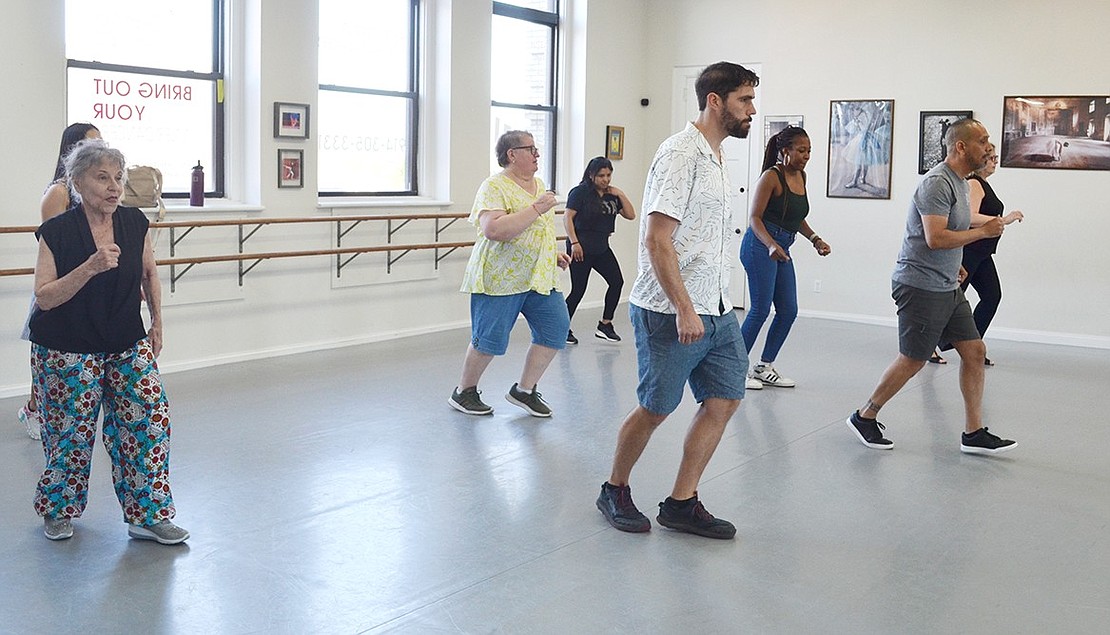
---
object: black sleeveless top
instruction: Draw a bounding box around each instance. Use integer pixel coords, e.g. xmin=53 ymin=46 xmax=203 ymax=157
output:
xmin=965 ymin=174 xmax=1003 ymax=255
xmin=29 ymin=204 xmax=150 ymax=354
xmin=761 ymin=166 xmax=809 ymax=233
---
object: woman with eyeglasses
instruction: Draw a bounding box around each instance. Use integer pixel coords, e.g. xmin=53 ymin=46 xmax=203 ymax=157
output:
xmin=449 ymin=130 xmax=571 ymax=418
xmin=933 ymin=144 xmax=1023 ymax=366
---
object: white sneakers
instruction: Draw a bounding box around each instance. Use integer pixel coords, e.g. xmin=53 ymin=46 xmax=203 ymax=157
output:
xmin=749 ymin=363 xmax=796 ymax=388
xmin=745 ymin=376 xmax=763 ymax=390
xmin=18 ymin=405 xmax=41 ymax=440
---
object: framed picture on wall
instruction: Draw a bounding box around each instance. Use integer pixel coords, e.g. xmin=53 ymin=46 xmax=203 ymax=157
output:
xmin=1000 ymin=96 xmax=1110 ymax=170
xmin=764 ymin=114 xmax=804 ymax=142
xmin=274 ymin=102 xmax=310 ymax=139
xmin=918 ymin=110 xmax=972 ymax=174
xmin=605 ymin=125 xmax=624 ymax=160
xmin=827 ymin=99 xmax=894 ymax=199
xmin=278 ymin=149 xmax=304 ymax=188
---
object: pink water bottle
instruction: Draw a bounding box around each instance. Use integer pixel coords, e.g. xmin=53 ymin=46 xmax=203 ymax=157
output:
xmin=190 ymin=161 xmax=205 ymax=206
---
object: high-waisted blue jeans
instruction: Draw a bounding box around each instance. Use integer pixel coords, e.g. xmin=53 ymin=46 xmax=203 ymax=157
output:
xmin=739 ymin=221 xmax=798 ymax=363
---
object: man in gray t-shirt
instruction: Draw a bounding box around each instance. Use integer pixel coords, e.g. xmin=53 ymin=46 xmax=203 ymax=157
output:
xmin=845 ymin=119 xmax=1018 ymax=456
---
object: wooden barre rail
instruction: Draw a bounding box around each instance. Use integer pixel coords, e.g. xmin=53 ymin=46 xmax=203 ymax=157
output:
xmin=0 ymin=212 xmax=473 ymax=236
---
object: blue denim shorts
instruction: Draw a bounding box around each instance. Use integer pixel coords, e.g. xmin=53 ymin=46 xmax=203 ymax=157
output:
xmin=470 ymin=290 xmax=570 ymax=356
xmin=630 ymin=304 xmax=748 ymax=415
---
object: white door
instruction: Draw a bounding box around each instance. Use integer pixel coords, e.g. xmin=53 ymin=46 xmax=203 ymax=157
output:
xmin=671 ymin=63 xmax=762 ymax=310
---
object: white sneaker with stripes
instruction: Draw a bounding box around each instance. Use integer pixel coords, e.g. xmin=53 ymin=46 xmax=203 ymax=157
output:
xmin=751 ymin=363 xmax=795 ymax=388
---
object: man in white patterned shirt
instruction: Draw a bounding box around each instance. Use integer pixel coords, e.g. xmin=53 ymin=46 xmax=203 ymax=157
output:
xmin=596 ymin=62 xmax=758 ymax=540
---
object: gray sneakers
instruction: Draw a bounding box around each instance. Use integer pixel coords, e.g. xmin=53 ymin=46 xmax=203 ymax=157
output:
xmin=449 ymin=386 xmax=494 ymax=415
xmin=44 ymin=517 xmax=73 ymax=541
xmin=128 ymin=521 xmax=190 ymax=545
xmin=506 ymin=383 xmax=552 ymax=417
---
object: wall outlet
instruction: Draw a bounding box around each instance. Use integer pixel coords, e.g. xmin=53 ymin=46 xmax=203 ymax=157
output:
xmin=813 ymin=280 xmax=822 ymax=293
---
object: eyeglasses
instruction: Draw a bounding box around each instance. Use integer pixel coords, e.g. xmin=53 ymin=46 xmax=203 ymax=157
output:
xmin=511 ymin=145 xmax=540 ymax=156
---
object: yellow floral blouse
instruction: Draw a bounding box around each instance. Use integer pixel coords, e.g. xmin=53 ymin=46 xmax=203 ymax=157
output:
xmin=460 ymin=173 xmax=561 ymax=296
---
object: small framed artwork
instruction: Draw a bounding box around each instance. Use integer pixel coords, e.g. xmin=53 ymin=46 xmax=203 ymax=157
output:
xmin=827 ymin=99 xmax=895 ymax=199
xmin=606 ymin=125 xmax=624 ymax=160
xmin=274 ymin=102 xmax=310 ymax=139
xmin=1000 ymin=95 xmax=1110 ymax=170
xmin=278 ymin=149 xmax=304 ymax=188
xmin=764 ymin=115 xmax=805 ymax=142
xmin=919 ymin=110 xmax=973 ymax=174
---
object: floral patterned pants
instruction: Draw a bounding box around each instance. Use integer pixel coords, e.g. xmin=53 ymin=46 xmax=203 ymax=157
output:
xmin=32 ymin=338 xmax=176 ymax=526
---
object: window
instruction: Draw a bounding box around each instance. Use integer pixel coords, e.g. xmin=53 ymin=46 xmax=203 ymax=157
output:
xmin=318 ymin=0 xmax=419 ymax=196
xmin=65 ymin=1 xmax=224 ymax=198
xmin=491 ymin=1 xmax=559 ymax=186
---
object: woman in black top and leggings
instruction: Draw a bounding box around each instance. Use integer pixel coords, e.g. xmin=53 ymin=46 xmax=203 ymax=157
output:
xmin=935 ymin=144 xmax=1023 ymax=365
xmin=563 ymin=157 xmax=636 ymax=344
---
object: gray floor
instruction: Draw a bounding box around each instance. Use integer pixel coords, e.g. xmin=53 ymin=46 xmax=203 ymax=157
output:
xmin=2 ymin=308 xmax=1108 ymax=634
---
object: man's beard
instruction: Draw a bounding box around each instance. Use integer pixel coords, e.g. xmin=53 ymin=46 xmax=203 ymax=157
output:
xmin=722 ymin=110 xmax=751 ymax=139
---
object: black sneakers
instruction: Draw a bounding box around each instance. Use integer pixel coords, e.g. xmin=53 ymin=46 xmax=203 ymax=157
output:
xmin=566 ymin=330 xmax=579 ymax=345
xmin=596 ymin=482 xmax=651 ymax=533
xmin=846 ymin=411 xmax=894 ymax=449
xmin=449 ymin=387 xmax=493 ymax=415
xmin=595 ymin=321 xmax=621 ymax=342
xmin=656 ymin=494 xmax=736 ymax=539
xmin=961 ymin=427 xmax=1017 ymax=455
xmin=506 ymin=383 xmax=552 ymax=417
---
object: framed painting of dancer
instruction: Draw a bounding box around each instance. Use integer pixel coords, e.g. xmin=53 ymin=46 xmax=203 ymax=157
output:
xmin=919 ymin=110 xmax=972 ymax=174
xmin=827 ymin=99 xmax=894 ymax=199
xmin=1000 ymin=96 xmax=1110 ymax=170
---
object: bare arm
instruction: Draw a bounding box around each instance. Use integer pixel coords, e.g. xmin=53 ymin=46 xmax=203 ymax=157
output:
xmin=478 ymin=191 xmax=557 ymax=242
xmin=40 ymin=183 xmax=70 ymax=223
xmin=644 ymin=212 xmax=703 ymax=344
xmin=563 ymin=208 xmax=584 ymax=262
xmin=141 ymin=235 xmax=163 ymax=357
xmin=921 ymin=213 xmax=1003 ymax=250
xmin=746 ymin=170 xmax=789 ymax=262
xmin=608 ymin=185 xmax=636 ymax=220
xmin=34 ymin=240 xmax=120 ymax=311
xmin=798 ymin=219 xmax=831 ymax=256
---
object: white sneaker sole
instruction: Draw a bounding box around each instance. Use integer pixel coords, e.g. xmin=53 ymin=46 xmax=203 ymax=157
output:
xmin=745 ymin=378 xmax=763 ymax=390
xmin=594 ymin=333 xmax=620 ymax=342
xmin=846 ymin=417 xmax=894 ymax=450
xmin=447 ymin=398 xmax=493 ymax=416
xmin=128 ymin=525 xmax=190 ymax=545
xmin=960 ymin=441 xmax=1017 ymax=455
xmin=505 ymin=394 xmax=552 ymax=418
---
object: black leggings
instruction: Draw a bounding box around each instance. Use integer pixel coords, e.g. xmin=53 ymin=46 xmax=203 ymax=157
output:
xmin=962 ymin=250 xmax=1002 ymax=338
xmin=565 ymin=247 xmax=624 ymax=322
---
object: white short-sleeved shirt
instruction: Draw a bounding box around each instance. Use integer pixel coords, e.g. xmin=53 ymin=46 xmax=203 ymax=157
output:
xmin=629 ymin=123 xmax=734 ymax=316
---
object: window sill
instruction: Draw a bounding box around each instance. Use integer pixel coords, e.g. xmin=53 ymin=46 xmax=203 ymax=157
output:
xmin=317 ymin=197 xmax=454 ymax=209
xmin=160 ymin=201 xmax=266 ymax=214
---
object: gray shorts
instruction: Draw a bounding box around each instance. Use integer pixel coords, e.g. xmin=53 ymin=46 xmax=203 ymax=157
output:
xmin=891 ymin=282 xmax=980 ymax=361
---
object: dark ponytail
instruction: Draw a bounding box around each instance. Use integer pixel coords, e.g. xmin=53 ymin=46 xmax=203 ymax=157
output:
xmin=761 ymin=126 xmax=808 ymax=172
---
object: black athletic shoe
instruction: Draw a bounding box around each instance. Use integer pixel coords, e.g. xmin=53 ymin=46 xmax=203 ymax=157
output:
xmin=656 ymin=495 xmax=736 ymax=540
xmin=566 ymin=330 xmax=579 ymax=345
xmin=596 ymin=482 xmax=651 ymax=533
xmin=846 ymin=411 xmax=894 ymax=449
xmin=595 ymin=321 xmax=621 ymax=342
xmin=960 ymin=427 xmax=1017 ymax=455
xmin=449 ymin=387 xmax=493 ymax=415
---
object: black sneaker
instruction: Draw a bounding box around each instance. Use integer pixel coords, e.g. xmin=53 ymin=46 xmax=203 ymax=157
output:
xmin=846 ymin=411 xmax=894 ymax=449
xmin=656 ymin=495 xmax=736 ymax=539
xmin=449 ymin=386 xmax=493 ymax=415
xmin=595 ymin=321 xmax=621 ymax=342
xmin=566 ymin=330 xmax=579 ymax=345
xmin=596 ymin=482 xmax=651 ymax=533
xmin=505 ymin=383 xmax=552 ymax=417
xmin=960 ymin=427 xmax=1017 ymax=455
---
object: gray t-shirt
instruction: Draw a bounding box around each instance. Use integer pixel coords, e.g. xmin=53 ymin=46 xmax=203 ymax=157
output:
xmin=891 ymin=162 xmax=969 ymax=292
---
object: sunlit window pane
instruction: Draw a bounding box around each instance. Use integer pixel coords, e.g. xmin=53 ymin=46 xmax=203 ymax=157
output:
xmin=318 ymin=91 xmax=412 ymax=193
xmin=491 ymin=16 xmax=552 ymax=106
xmin=65 ymin=1 xmax=213 ymax=72
xmin=498 ymin=0 xmax=556 ymax=11
xmin=319 ymin=0 xmax=411 ymax=91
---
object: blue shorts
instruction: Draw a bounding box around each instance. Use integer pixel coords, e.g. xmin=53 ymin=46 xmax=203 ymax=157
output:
xmin=630 ymin=304 xmax=748 ymax=415
xmin=470 ymin=291 xmax=570 ymax=356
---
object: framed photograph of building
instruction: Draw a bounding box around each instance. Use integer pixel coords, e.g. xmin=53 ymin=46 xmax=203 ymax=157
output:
xmin=827 ymin=100 xmax=894 ymax=199
xmin=1000 ymin=96 xmax=1110 ymax=170
xmin=764 ymin=114 xmax=805 ymax=144
xmin=919 ymin=110 xmax=972 ymax=174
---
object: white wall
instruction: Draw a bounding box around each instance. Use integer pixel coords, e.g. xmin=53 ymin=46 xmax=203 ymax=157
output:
xmin=1 ymin=0 xmax=1106 ymax=397
xmin=636 ymin=0 xmax=1110 ymax=348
